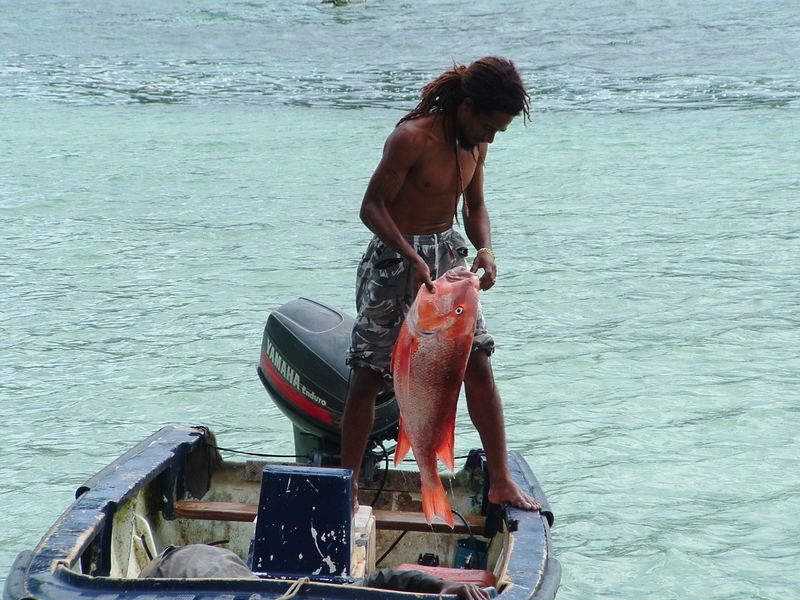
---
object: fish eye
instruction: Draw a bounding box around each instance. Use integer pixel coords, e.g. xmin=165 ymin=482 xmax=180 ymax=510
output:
xmin=455 ymin=306 xmax=464 ymax=314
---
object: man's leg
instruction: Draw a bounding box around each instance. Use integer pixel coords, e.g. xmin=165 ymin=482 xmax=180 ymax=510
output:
xmin=463 ymin=351 xmax=540 ymax=510
xmin=340 ymin=366 xmax=386 ymax=502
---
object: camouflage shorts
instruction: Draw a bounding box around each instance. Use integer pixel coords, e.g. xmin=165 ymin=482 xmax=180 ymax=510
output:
xmin=346 ymin=229 xmax=494 ymax=376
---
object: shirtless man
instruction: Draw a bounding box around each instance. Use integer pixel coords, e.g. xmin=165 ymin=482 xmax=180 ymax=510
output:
xmin=341 ymin=57 xmax=539 ymax=512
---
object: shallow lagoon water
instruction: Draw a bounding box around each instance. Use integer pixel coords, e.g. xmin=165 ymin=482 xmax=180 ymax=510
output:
xmin=2 ymin=1 xmax=799 ymax=598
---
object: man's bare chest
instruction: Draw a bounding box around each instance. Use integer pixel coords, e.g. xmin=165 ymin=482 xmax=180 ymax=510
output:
xmin=408 ymin=147 xmax=478 ymax=196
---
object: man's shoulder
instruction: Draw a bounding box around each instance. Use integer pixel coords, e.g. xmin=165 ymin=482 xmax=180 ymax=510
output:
xmin=383 ymin=116 xmax=439 ymax=161
xmin=392 ymin=115 xmax=440 ymax=143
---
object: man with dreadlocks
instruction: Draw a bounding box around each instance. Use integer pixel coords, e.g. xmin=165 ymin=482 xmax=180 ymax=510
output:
xmin=342 ymin=56 xmax=539 ymax=512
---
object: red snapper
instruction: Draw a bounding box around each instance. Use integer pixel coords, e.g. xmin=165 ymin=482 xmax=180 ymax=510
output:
xmin=391 ymin=266 xmax=481 ymax=528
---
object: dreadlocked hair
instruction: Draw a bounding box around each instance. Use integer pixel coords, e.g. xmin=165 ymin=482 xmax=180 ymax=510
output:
xmin=398 ymin=64 xmax=467 ymax=126
xmin=398 ymin=56 xmax=531 ymax=126
xmin=396 ymin=57 xmax=530 ymax=223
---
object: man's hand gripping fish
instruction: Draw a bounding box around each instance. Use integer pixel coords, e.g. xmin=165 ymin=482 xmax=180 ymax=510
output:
xmin=391 ymin=266 xmax=481 ymax=528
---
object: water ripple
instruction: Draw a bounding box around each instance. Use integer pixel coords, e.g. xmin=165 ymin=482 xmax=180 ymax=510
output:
xmin=3 ymin=53 xmax=798 ymax=112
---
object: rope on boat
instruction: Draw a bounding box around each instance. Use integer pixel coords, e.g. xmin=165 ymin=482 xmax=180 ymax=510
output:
xmin=208 ymin=443 xmax=473 ymax=462
xmin=451 ymin=509 xmax=474 ymax=539
xmin=208 ymin=444 xmax=305 ymax=459
xmin=369 ymin=439 xmax=391 ymax=507
xmin=276 ymin=576 xmax=311 ymax=600
xmin=375 ymin=530 xmax=408 ymax=567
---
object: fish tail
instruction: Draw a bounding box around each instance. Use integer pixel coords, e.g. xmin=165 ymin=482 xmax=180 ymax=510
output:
xmin=435 ymin=415 xmax=456 ymax=472
xmin=421 ymin=476 xmax=455 ymax=529
xmin=393 ymin=416 xmax=411 ymax=467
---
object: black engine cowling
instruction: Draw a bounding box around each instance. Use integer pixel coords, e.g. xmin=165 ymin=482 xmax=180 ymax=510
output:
xmin=257 ymin=297 xmax=398 ymax=463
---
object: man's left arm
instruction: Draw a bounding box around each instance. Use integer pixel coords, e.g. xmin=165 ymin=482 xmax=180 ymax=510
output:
xmin=463 ymin=147 xmax=496 ymax=291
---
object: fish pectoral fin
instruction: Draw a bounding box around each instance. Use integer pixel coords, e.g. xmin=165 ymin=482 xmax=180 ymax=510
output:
xmin=435 ymin=417 xmax=456 ymax=472
xmin=394 ymin=417 xmax=411 ymax=467
xmin=421 ymin=477 xmax=455 ymax=529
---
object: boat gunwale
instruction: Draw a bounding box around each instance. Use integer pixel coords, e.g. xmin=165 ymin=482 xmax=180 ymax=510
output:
xmin=14 ymin=427 xmax=207 ymax=584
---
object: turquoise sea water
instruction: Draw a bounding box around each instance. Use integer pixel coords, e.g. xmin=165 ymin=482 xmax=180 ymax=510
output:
xmin=1 ymin=1 xmax=798 ymax=598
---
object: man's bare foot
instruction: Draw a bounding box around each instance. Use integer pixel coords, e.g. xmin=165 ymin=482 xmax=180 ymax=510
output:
xmin=488 ymin=479 xmax=541 ymax=511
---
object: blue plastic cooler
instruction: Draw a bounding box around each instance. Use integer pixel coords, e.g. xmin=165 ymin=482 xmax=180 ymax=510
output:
xmin=250 ymin=464 xmax=353 ymax=580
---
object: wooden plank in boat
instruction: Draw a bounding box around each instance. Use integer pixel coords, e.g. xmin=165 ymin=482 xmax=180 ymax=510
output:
xmin=174 ymin=500 xmax=258 ymax=521
xmin=372 ymin=510 xmax=485 ymax=535
xmin=173 ymin=501 xmax=484 ymax=535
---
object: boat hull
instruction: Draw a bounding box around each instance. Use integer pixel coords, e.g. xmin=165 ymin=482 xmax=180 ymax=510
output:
xmin=4 ymin=426 xmax=560 ymax=600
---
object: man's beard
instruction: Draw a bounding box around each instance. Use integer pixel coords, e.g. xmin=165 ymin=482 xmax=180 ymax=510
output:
xmin=455 ymin=124 xmax=476 ymax=151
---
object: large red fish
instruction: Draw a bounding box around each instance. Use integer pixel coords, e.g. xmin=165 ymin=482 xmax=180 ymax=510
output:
xmin=391 ymin=266 xmax=481 ymax=528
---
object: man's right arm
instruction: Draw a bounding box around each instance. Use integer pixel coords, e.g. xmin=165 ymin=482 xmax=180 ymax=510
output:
xmin=359 ymin=126 xmax=435 ymax=292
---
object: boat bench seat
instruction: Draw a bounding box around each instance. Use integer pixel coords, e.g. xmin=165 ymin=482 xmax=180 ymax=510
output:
xmin=394 ymin=563 xmax=497 ymax=588
xmin=173 ymin=500 xmax=485 ymax=535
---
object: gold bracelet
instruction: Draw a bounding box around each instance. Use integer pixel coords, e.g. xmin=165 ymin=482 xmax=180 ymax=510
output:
xmin=477 ymin=247 xmax=495 ymax=260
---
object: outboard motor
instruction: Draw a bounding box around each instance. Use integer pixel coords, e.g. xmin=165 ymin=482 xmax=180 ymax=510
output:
xmin=258 ymin=297 xmax=398 ymax=471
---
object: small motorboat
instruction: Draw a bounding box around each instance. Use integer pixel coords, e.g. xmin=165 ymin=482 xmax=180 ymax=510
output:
xmin=4 ymin=297 xmax=560 ymax=600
